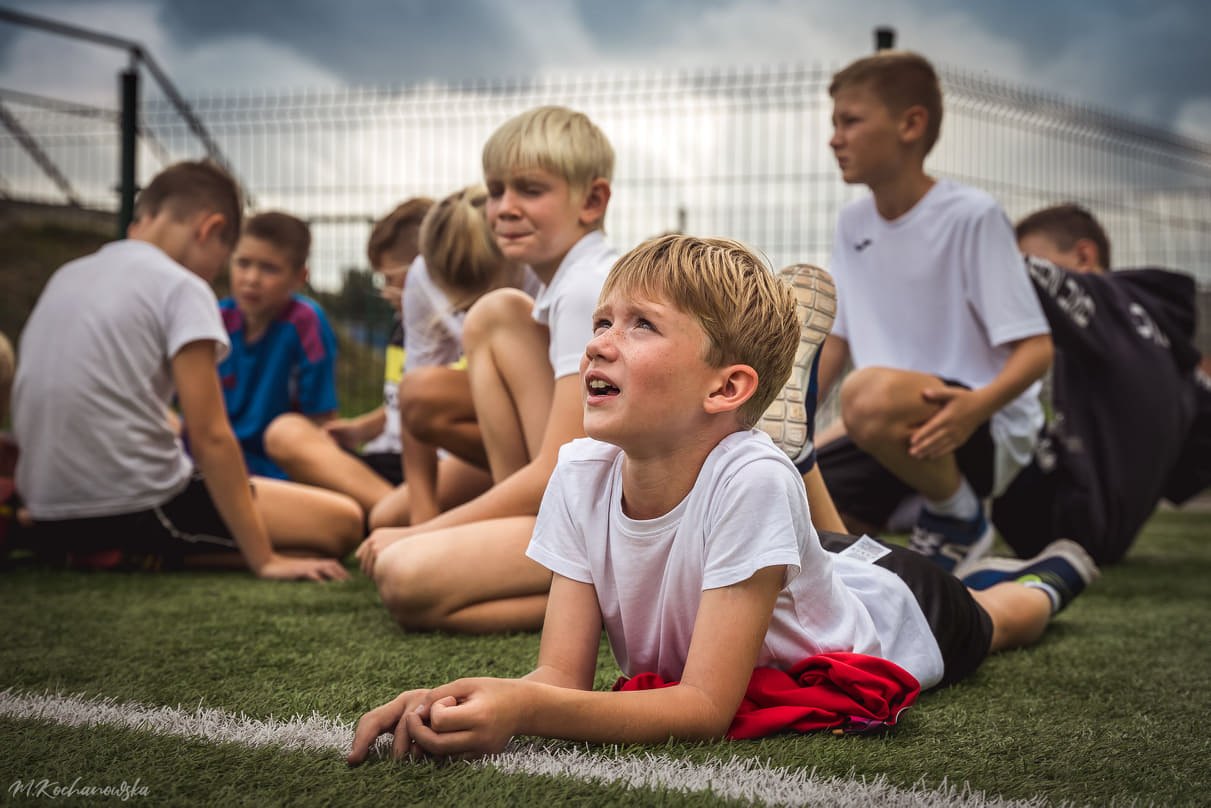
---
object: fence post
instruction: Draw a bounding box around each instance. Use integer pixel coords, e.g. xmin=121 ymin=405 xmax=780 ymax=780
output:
xmin=874 ymin=26 xmax=896 ymax=51
xmin=118 ymin=65 xmax=138 ymax=238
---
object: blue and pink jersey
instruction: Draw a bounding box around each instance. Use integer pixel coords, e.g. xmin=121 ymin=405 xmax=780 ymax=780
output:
xmin=218 ymin=294 xmax=338 ymax=478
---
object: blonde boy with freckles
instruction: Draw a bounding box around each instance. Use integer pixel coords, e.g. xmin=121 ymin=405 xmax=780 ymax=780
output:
xmin=356 ymin=106 xmax=618 ymax=633
xmin=347 ymin=235 xmax=1090 ymax=763
xmin=814 ymin=52 xmax=1053 ymax=574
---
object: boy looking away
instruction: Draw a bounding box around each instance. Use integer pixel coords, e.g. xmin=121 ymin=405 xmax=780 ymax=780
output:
xmin=974 ymin=204 xmax=1211 ymax=566
xmin=219 ymin=212 xmax=339 ymax=479
xmin=815 ymin=52 xmax=1052 ymax=574
xmin=12 ymin=161 xmax=356 ymax=579
xmin=357 ymin=105 xmax=618 ymax=633
xmin=347 ymin=235 xmax=1091 ymax=762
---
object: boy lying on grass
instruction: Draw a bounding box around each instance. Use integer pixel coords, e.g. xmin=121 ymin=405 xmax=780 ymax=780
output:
xmin=348 ymin=235 xmax=1096 ymax=761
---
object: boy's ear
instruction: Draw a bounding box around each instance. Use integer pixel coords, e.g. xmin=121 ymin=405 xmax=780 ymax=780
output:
xmin=703 ymin=364 xmax=759 ymax=415
xmin=578 ymin=178 xmax=611 ymax=228
xmin=1072 ymin=238 xmax=1104 ymax=273
xmin=295 ymin=265 xmax=311 ymax=289
xmin=898 ymin=105 xmax=929 ymax=146
xmin=195 ymin=212 xmax=228 ymax=244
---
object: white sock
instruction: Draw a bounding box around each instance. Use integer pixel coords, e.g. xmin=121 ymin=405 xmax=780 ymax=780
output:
xmin=1021 ymin=579 xmax=1061 ymax=614
xmin=923 ymin=477 xmax=980 ymax=521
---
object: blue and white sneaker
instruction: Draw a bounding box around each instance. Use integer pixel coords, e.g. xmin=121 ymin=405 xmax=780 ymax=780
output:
xmin=960 ymin=538 xmax=1100 ymax=613
xmin=758 ymin=264 xmax=836 ymax=468
xmin=908 ymin=507 xmax=995 ymax=576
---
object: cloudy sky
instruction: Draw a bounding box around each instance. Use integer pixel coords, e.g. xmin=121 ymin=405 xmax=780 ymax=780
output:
xmin=1 ymin=0 xmax=1210 ymax=143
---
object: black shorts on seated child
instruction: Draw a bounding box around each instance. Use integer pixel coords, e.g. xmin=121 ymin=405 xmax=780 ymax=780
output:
xmin=817 ymin=377 xmax=995 ymax=530
xmin=30 ymin=471 xmax=241 ymax=569
xmin=818 ymin=531 xmax=994 ymax=687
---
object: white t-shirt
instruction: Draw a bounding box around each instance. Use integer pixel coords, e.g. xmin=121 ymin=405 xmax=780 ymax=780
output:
xmin=12 ymin=239 xmax=230 ymax=519
xmin=526 ymin=430 xmax=945 ymax=690
xmin=829 ymin=179 xmax=1050 ymax=492
xmin=530 ymin=231 xmax=619 ymax=379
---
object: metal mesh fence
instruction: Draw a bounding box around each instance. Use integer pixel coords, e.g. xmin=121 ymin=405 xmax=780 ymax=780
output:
xmin=3 ymin=63 xmax=1210 ymax=417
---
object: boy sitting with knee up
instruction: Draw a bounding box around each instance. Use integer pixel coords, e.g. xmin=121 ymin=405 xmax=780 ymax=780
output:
xmin=815 ymin=51 xmax=1053 ymax=574
xmin=217 ymin=211 xmax=339 ymax=479
xmin=357 ymin=106 xmax=618 ymax=633
xmin=348 ymin=235 xmax=1096 ymax=762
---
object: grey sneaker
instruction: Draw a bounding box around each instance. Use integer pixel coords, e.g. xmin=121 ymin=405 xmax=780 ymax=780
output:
xmin=960 ymin=539 xmax=1100 ymax=612
xmin=758 ymin=264 xmax=836 ymax=465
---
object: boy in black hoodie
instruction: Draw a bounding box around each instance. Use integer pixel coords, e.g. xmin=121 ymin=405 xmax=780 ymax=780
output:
xmin=971 ymin=204 xmax=1210 ymax=570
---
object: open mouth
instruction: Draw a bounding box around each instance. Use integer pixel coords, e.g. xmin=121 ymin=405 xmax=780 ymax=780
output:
xmin=587 ymin=378 xmax=620 ymax=397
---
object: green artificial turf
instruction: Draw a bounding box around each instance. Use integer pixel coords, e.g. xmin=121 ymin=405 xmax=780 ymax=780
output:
xmin=2 ymin=509 xmax=1209 ymax=807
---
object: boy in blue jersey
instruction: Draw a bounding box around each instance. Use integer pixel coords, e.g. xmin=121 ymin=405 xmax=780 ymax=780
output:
xmin=218 ymin=212 xmax=339 ymax=478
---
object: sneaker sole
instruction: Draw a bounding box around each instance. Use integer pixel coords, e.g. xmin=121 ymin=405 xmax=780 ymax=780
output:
xmin=758 ymin=264 xmax=837 ymax=464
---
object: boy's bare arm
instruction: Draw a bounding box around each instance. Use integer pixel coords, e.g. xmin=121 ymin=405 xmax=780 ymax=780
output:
xmin=817 ymin=335 xmax=850 ymax=403
xmin=400 ymin=566 xmax=785 ymax=759
xmin=911 ymin=332 xmax=1054 ymax=460
xmin=173 ymin=340 xmax=347 ymax=581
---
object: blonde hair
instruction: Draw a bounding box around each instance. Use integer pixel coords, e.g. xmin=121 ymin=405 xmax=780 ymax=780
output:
xmin=420 ymin=185 xmax=518 ymax=312
xmin=830 ymin=50 xmax=943 ymax=156
xmin=600 ymin=235 xmax=800 ymax=428
xmin=482 ymin=105 xmax=613 ymax=228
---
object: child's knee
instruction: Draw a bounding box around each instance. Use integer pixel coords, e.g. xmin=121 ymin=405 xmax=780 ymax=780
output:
xmin=839 ymin=367 xmax=899 ymax=443
xmin=263 ymin=413 xmax=316 ymax=461
xmin=461 ymin=287 xmax=535 ymax=351
xmin=374 ymin=546 xmax=443 ymax=629
xmin=399 ymin=369 xmax=447 ymax=441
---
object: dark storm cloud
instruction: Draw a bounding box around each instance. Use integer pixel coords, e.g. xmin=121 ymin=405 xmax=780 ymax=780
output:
xmin=154 ymin=0 xmax=533 ymax=83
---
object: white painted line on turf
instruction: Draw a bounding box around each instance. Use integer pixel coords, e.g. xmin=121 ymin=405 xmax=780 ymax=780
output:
xmin=0 ymin=689 xmax=1050 ymax=808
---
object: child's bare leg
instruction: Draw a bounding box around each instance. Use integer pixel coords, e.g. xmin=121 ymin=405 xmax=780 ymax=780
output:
xmin=372 ymin=515 xmax=550 ymax=633
xmin=263 ymin=414 xmax=394 ymax=512
xmin=839 ymin=366 xmax=963 ymax=500
xmin=399 ymin=366 xmax=487 ymax=468
xmin=252 ymin=476 xmax=364 ymax=557
xmin=801 ymin=464 xmax=847 ymax=534
xmin=969 ymin=583 xmax=1053 ymax=652
xmin=461 ymin=289 xmax=556 ymax=480
xmin=368 ymin=455 xmax=493 ymax=529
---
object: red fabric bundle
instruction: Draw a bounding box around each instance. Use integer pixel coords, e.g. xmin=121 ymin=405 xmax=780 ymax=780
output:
xmin=614 ymin=652 xmax=920 ymax=739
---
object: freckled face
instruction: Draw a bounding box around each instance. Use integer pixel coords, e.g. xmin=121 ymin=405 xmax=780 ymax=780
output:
xmin=580 ymin=290 xmax=718 ymax=452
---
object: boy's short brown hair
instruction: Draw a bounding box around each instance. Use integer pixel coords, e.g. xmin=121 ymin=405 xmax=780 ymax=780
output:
xmin=830 ymin=50 xmax=943 ymax=156
xmin=367 ymin=197 xmax=434 ymax=268
xmin=600 ymin=234 xmax=799 ymax=428
xmin=134 ymin=160 xmax=243 ymax=246
xmin=1016 ymin=204 xmax=1112 ymax=269
xmin=420 ymin=185 xmax=515 ymax=311
xmin=243 ymin=211 xmax=312 ymax=271
xmin=482 ymin=105 xmax=614 ymax=197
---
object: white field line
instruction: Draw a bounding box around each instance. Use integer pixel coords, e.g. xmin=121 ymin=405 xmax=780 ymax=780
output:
xmin=0 ymin=688 xmax=1053 ymax=808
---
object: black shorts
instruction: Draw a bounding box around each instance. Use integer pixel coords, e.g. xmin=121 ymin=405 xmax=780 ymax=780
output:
xmin=31 ymin=472 xmax=240 ymax=570
xmin=818 ymin=377 xmax=994 ymax=530
xmin=358 ymin=451 xmax=404 ymax=487
xmin=819 ymin=531 xmax=994 ymax=688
